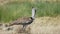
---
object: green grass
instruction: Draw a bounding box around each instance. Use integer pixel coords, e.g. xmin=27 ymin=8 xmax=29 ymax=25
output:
xmin=0 ymin=1 xmax=60 ymax=22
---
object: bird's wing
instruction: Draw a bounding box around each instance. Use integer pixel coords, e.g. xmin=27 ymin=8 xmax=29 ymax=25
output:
xmin=16 ymin=17 xmax=32 ymax=23
xmin=9 ymin=17 xmax=33 ymax=25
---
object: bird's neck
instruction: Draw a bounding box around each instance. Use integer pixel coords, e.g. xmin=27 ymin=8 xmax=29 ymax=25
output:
xmin=31 ymin=8 xmax=36 ymax=20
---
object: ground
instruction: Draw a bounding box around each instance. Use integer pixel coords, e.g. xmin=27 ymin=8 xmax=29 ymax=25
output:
xmin=0 ymin=16 xmax=60 ymax=34
xmin=30 ymin=16 xmax=60 ymax=34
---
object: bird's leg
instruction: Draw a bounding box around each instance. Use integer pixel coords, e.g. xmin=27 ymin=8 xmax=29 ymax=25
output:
xmin=23 ymin=25 xmax=28 ymax=32
xmin=23 ymin=25 xmax=26 ymax=31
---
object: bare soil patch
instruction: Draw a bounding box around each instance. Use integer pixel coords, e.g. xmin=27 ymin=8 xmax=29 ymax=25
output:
xmin=0 ymin=17 xmax=60 ymax=34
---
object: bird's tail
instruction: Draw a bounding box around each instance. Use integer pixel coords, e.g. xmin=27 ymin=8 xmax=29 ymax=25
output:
xmin=8 ymin=22 xmax=23 ymax=26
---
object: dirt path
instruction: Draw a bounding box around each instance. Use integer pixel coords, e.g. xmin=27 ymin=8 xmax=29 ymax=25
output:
xmin=0 ymin=17 xmax=60 ymax=34
xmin=30 ymin=17 xmax=60 ymax=34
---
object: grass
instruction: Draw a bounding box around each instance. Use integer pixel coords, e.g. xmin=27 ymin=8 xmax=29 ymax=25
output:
xmin=0 ymin=1 xmax=60 ymax=22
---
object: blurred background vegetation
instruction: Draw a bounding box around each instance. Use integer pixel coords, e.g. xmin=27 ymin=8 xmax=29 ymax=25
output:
xmin=0 ymin=0 xmax=60 ymax=22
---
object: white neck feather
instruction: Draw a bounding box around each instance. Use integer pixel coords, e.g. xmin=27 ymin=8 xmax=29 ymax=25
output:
xmin=31 ymin=8 xmax=36 ymax=19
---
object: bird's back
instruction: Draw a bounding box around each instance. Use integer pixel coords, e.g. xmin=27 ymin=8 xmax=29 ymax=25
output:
xmin=10 ymin=17 xmax=33 ymax=26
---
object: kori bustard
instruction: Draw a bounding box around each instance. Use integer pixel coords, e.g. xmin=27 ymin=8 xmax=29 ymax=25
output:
xmin=9 ymin=7 xmax=36 ymax=31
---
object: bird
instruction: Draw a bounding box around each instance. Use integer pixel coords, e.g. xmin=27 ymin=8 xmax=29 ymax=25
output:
xmin=9 ymin=7 xmax=36 ymax=31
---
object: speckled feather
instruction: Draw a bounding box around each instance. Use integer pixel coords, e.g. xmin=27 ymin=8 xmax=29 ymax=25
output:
xmin=10 ymin=17 xmax=33 ymax=26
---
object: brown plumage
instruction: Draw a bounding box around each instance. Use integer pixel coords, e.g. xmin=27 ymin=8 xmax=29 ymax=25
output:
xmin=10 ymin=17 xmax=33 ymax=26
